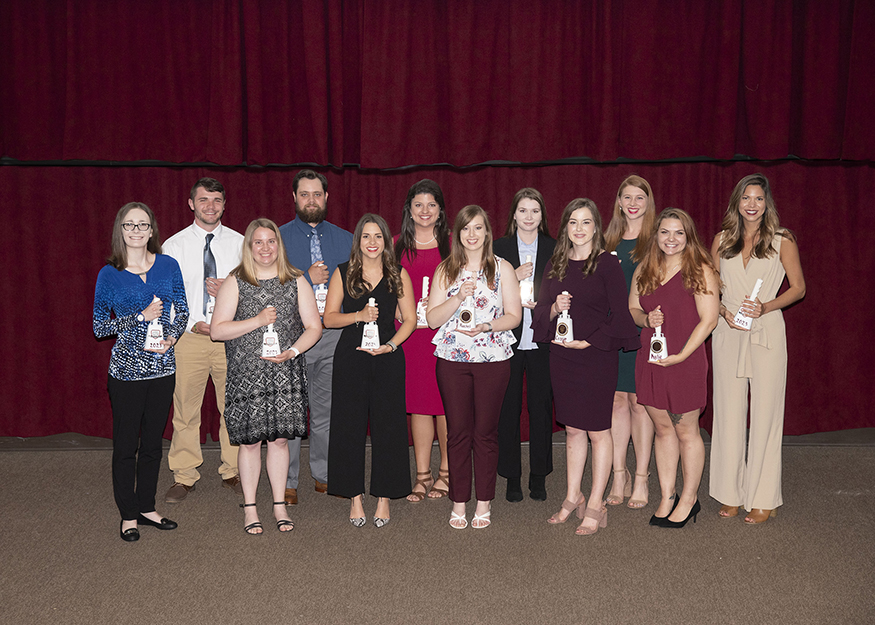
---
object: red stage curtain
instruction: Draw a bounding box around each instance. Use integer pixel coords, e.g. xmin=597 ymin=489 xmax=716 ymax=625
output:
xmin=0 ymin=0 xmax=872 ymax=439
xmin=2 ymin=0 xmax=874 ymax=166
xmin=0 ymin=162 xmax=872 ymax=439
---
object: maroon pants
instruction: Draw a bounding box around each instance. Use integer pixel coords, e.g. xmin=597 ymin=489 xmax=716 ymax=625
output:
xmin=436 ymin=359 xmax=511 ymax=503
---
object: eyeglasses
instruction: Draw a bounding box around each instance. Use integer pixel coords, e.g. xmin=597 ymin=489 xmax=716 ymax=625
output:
xmin=122 ymin=222 xmax=152 ymax=232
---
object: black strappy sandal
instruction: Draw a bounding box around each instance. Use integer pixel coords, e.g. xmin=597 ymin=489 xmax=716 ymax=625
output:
xmin=273 ymin=501 xmax=294 ymax=532
xmin=240 ymin=502 xmax=263 ymax=535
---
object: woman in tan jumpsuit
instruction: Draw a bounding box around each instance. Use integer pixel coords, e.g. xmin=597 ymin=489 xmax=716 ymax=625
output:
xmin=709 ymin=174 xmax=806 ymax=524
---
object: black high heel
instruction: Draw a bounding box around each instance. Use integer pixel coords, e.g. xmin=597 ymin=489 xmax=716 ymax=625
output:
xmin=648 ymin=493 xmax=678 ymax=526
xmin=659 ymin=499 xmax=700 ymax=528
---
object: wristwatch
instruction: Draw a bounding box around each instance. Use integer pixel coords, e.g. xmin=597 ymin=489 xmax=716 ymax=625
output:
xmin=137 ymin=313 xmax=145 ymax=322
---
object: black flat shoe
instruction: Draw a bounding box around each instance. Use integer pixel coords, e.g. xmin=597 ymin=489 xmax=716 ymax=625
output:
xmin=120 ymin=520 xmax=140 ymax=542
xmin=137 ymin=513 xmax=178 ymax=530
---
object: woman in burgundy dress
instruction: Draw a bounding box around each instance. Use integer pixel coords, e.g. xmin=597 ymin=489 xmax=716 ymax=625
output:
xmin=394 ymin=180 xmax=452 ymax=502
xmin=532 ymin=199 xmax=639 ymax=536
xmin=629 ymin=208 xmax=720 ymax=528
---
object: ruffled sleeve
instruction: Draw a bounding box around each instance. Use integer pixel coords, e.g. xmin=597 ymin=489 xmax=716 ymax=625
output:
xmin=585 ymin=255 xmax=641 ymax=353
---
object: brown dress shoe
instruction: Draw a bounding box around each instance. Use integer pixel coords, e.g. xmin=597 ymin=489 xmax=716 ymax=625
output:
xmin=284 ymin=488 xmax=298 ymax=505
xmin=165 ymin=482 xmax=195 ymax=503
xmin=222 ymin=475 xmax=243 ymax=495
xmin=314 ymin=480 xmax=328 ymax=494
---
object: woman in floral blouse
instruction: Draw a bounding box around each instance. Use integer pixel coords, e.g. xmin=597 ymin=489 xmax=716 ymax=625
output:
xmin=427 ymin=205 xmax=522 ymax=530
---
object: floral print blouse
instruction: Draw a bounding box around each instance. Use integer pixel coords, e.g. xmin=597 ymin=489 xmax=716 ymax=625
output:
xmin=432 ymin=256 xmax=516 ymax=363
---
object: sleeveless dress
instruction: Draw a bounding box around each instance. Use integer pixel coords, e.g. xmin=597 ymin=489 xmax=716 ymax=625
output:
xmin=397 ymin=245 xmax=444 ymax=415
xmin=614 ymin=238 xmax=640 ymax=393
xmin=710 ymin=235 xmax=788 ymax=510
xmin=635 ymin=272 xmax=707 ymax=414
xmin=327 ymin=262 xmax=411 ymax=498
xmin=224 ymin=276 xmax=308 ymax=445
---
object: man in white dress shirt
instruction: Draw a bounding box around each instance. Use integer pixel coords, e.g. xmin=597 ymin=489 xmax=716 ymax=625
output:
xmin=162 ymin=178 xmax=245 ymax=502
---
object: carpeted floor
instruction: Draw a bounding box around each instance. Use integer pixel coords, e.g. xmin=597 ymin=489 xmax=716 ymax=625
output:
xmin=1 ymin=440 xmax=872 ymax=625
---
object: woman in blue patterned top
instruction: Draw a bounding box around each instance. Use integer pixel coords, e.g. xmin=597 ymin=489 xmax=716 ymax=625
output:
xmin=93 ymin=202 xmax=189 ymax=542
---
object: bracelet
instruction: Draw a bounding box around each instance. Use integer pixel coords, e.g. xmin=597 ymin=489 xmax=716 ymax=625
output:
xmin=486 ymin=322 xmax=493 ymax=332
xmin=386 ymin=340 xmax=397 ymax=352
xmin=354 ymin=310 xmax=360 ymax=326
xmin=290 ymin=346 xmax=300 ymax=358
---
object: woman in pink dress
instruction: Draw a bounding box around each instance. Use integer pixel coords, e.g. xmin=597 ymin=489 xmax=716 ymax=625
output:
xmin=394 ymin=180 xmax=451 ymax=502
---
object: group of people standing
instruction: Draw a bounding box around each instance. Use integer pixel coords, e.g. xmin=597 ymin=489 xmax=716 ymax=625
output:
xmin=93 ymin=170 xmax=804 ymax=541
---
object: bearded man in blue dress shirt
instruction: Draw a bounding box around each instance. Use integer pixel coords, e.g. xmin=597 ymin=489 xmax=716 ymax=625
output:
xmin=278 ymin=170 xmax=353 ymax=505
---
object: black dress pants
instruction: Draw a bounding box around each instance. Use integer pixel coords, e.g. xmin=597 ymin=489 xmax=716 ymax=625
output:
xmin=327 ymin=349 xmax=411 ymax=499
xmin=497 ymin=346 xmax=554 ymax=479
xmin=107 ymin=374 xmax=175 ymax=520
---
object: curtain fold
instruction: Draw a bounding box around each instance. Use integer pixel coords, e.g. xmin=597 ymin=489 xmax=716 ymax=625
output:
xmin=1 ymin=162 xmax=872 ymax=438
xmin=2 ymin=0 xmax=873 ymax=166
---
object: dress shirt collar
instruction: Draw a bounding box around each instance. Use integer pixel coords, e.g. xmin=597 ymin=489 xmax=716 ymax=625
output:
xmin=192 ymin=221 xmax=224 ymax=240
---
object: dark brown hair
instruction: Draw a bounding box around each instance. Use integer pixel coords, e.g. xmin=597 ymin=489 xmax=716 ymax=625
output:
xmin=107 ymin=202 xmax=162 ymax=270
xmin=347 ymin=214 xmax=404 ymax=299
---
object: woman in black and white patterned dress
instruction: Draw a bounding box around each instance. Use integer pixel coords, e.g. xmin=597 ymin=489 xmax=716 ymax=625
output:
xmin=211 ymin=218 xmax=322 ymax=535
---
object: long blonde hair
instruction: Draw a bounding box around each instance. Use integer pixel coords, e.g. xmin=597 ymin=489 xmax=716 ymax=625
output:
xmin=233 ymin=218 xmax=302 ymax=286
xmin=436 ymin=205 xmax=497 ymax=289
xmin=548 ymin=198 xmax=604 ymax=282
xmin=718 ymin=173 xmax=794 ymax=259
xmin=636 ymin=208 xmax=716 ymax=296
xmin=604 ymin=175 xmax=656 ymax=262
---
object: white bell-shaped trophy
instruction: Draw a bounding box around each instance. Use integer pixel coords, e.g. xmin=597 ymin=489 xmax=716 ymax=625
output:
xmin=205 ymin=295 xmax=216 ymax=324
xmin=457 ymin=272 xmax=477 ymax=331
xmin=361 ymin=298 xmax=381 ymax=349
xmin=314 ymin=283 xmax=328 ymax=315
xmin=143 ymin=296 xmax=165 ymax=351
xmin=416 ymin=276 xmax=429 ymax=328
xmin=733 ymin=278 xmax=764 ymax=330
xmin=648 ymin=325 xmax=668 ymax=362
xmin=554 ymin=292 xmax=573 ymax=343
xmin=520 ymin=254 xmax=534 ymax=304
xmin=262 ymin=323 xmax=281 ymax=358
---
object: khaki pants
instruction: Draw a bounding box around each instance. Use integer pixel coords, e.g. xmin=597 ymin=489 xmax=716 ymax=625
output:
xmin=167 ymin=332 xmax=238 ymax=484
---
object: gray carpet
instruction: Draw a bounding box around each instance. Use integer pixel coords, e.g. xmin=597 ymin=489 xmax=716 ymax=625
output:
xmin=1 ymin=444 xmax=872 ymax=625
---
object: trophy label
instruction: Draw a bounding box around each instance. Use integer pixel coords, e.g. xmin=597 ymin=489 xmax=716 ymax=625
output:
xmin=144 ymin=319 xmax=165 ymax=351
xmin=648 ymin=331 xmax=668 ymax=362
xmin=416 ymin=300 xmax=428 ymax=327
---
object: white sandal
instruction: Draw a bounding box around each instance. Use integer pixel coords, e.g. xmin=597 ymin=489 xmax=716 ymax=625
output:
xmin=449 ymin=510 xmax=468 ymax=530
xmin=472 ymin=509 xmax=491 ymax=529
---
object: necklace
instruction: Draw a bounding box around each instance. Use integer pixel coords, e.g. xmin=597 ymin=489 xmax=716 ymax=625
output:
xmin=664 ymin=262 xmax=682 ymax=277
xmin=414 ymin=235 xmax=436 ymax=246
